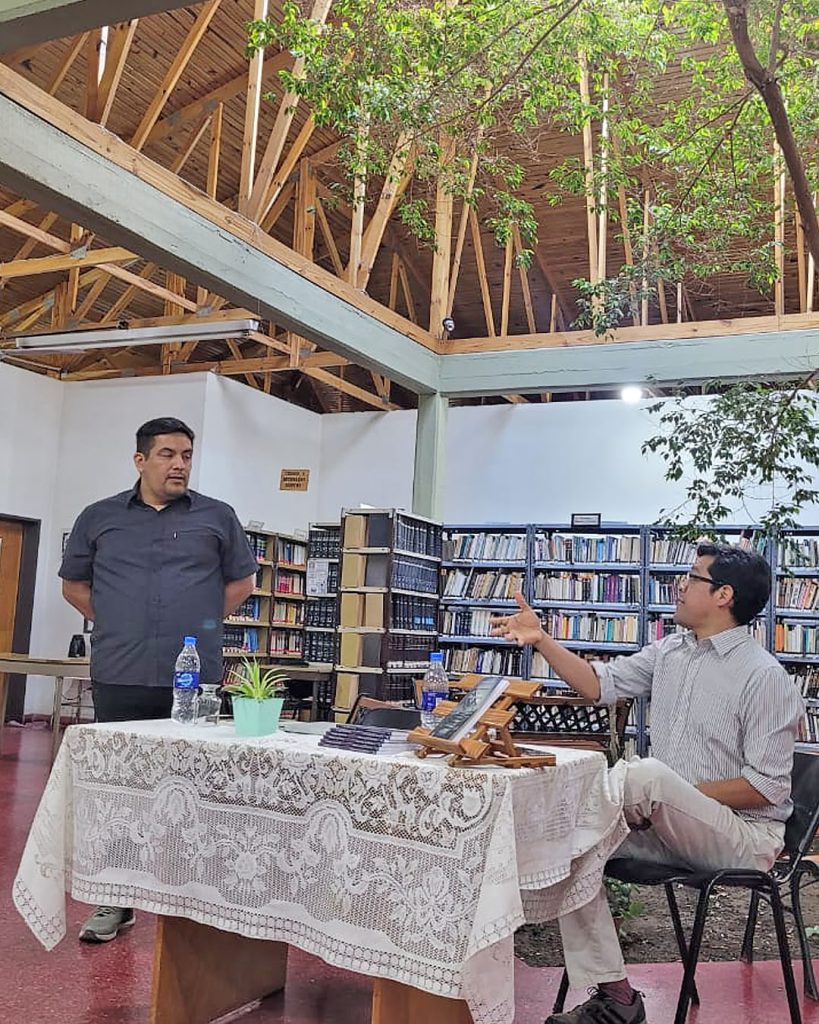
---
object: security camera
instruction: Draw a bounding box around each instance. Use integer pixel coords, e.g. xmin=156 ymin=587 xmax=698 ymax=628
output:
xmin=442 ymin=316 xmax=455 ymax=333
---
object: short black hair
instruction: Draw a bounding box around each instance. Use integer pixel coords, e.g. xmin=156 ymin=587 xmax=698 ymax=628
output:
xmin=136 ymin=417 xmax=195 ymax=456
xmin=696 ymin=541 xmax=770 ymax=625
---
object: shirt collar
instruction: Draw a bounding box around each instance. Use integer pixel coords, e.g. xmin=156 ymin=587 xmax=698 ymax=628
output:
xmin=705 ymin=624 xmax=753 ymax=656
xmin=125 ymin=483 xmax=194 ymax=509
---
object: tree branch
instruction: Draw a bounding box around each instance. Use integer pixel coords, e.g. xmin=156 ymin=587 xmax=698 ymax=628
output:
xmin=722 ymin=0 xmax=819 ymax=267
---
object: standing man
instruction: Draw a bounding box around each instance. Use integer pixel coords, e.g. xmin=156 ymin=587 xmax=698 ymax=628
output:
xmin=492 ymin=543 xmax=804 ymax=1024
xmin=59 ymin=416 xmax=258 ymax=943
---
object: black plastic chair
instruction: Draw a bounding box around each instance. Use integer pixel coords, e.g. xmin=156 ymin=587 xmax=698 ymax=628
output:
xmin=551 ymin=751 xmax=819 ymax=1024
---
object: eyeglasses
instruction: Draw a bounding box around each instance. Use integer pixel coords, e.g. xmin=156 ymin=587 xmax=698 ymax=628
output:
xmin=682 ymin=572 xmax=724 ymax=587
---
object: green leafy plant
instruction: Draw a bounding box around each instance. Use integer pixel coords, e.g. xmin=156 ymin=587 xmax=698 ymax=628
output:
xmin=605 ymin=878 xmax=644 ymax=932
xmin=224 ymin=659 xmax=288 ymax=701
xmin=642 ymin=377 xmax=819 ymax=538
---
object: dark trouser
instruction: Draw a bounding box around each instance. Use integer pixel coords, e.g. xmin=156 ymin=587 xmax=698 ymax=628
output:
xmin=92 ymin=682 xmax=173 ymax=723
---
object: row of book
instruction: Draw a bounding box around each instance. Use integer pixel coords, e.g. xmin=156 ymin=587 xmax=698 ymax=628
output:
xmin=304 ymin=631 xmax=335 ymax=663
xmin=531 ymin=650 xmax=615 ymax=679
xmin=776 ymin=578 xmax=819 ymax=611
xmin=777 ymin=537 xmax=819 ymax=567
xmin=305 ymin=597 xmax=336 ymax=628
xmin=788 ymin=666 xmax=819 ymax=698
xmin=245 ymin=531 xmax=269 ymax=560
xmin=308 ymin=526 xmax=341 ymax=559
xmin=275 ymin=571 xmax=305 ymax=595
xmin=396 ymin=515 xmax=442 ymax=558
xmin=446 ymin=532 xmax=527 ymax=561
xmin=443 ymin=645 xmax=524 ymax=677
xmin=231 ymin=595 xmax=262 ymax=621
xmin=775 ymin=622 xmax=819 ymax=655
xmin=442 ymin=569 xmax=524 ymax=599
xmin=801 ymin=710 xmax=819 ymax=742
xmin=647 ymin=614 xmax=767 ymax=646
xmin=392 ymin=557 xmax=439 ymax=593
xmin=223 ymin=626 xmax=261 ymax=653
xmin=441 ymin=607 xmax=497 ymax=638
xmin=542 ymin=611 xmax=640 ymax=645
xmin=384 ymin=633 xmax=436 ymax=669
xmin=278 ymin=540 xmax=307 ymax=566
xmin=535 ymin=533 xmax=641 ymax=564
xmin=270 ymin=631 xmax=303 ymax=656
xmin=272 ymin=600 xmax=302 ymax=626
xmin=649 ymin=538 xmax=698 ymax=564
xmin=647 ymin=579 xmax=680 ymax=604
xmin=533 ymin=572 xmax=641 ymax=604
xmin=392 ymin=594 xmax=438 ymax=631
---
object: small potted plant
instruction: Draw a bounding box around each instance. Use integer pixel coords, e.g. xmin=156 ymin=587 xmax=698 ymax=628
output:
xmin=223 ymin=658 xmax=288 ymax=737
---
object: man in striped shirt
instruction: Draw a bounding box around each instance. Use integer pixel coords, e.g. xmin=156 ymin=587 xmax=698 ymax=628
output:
xmin=492 ymin=542 xmax=804 ymax=1024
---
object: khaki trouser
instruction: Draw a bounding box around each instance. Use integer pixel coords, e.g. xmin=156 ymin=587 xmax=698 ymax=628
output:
xmin=559 ymin=757 xmax=786 ymax=989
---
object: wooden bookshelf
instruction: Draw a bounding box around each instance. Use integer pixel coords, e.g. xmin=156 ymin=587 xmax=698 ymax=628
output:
xmin=334 ymin=508 xmax=442 ymax=720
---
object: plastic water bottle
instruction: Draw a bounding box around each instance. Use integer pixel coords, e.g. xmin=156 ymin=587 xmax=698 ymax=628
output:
xmin=197 ymin=683 xmax=221 ymax=723
xmin=171 ymin=636 xmax=200 ymax=724
xmin=420 ymin=651 xmax=449 ymax=730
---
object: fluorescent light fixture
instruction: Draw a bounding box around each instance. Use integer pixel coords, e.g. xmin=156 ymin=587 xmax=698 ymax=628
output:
xmin=12 ymin=318 xmax=260 ymax=353
xmin=620 ymin=385 xmax=643 ymax=404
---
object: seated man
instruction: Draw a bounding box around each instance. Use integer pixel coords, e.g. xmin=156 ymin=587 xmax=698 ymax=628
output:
xmin=491 ymin=542 xmax=804 ymax=1024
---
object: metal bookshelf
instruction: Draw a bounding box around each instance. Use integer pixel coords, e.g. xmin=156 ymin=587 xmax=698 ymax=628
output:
xmin=440 ymin=523 xmax=531 ymax=681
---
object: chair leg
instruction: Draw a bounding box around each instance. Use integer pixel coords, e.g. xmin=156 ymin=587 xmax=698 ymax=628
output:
xmin=665 ymin=884 xmax=700 ymax=1007
xmin=770 ymin=884 xmax=802 ymax=1024
xmin=791 ymin=868 xmax=819 ymax=1001
xmin=674 ymin=886 xmax=710 ymax=1024
xmin=740 ymin=890 xmax=760 ymax=964
xmin=552 ymin=968 xmax=570 ymax=1013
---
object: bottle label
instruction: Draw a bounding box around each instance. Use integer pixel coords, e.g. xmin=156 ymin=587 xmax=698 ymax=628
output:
xmin=174 ymin=671 xmax=200 ymax=690
xmin=421 ymin=690 xmax=448 ymax=712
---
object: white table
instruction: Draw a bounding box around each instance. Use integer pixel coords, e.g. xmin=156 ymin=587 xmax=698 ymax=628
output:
xmin=0 ymin=653 xmax=91 ymax=761
xmin=14 ymin=720 xmax=629 ymax=1024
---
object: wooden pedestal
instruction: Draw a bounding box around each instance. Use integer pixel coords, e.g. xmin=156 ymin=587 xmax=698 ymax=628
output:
xmin=149 ymin=917 xmax=288 ymax=1024
xmin=372 ymin=978 xmax=474 ymax=1024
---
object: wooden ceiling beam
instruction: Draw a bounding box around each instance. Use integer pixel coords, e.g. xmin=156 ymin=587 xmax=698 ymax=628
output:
xmin=354 ymin=136 xmax=413 ymax=290
xmin=239 ymin=0 xmax=269 ymax=210
xmin=129 ymin=0 xmax=221 ymax=152
xmin=0 ymin=245 xmax=133 ymax=278
xmin=60 ymin=348 xmax=348 ymax=381
xmin=145 ymin=53 xmax=291 ymax=148
xmin=303 ymin=366 xmax=399 ymax=410
xmin=97 ymin=20 xmax=139 ymax=127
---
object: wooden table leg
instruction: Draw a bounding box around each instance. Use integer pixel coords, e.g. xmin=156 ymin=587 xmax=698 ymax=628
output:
xmin=150 ymin=917 xmax=288 ymax=1024
xmin=372 ymin=978 xmax=474 ymax=1024
xmin=0 ymin=672 xmax=7 ymax=754
xmin=50 ymin=675 xmax=64 ymax=764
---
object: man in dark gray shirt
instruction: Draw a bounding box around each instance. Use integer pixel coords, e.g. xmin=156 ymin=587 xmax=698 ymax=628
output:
xmin=59 ymin=416 xmax=257 ymax=942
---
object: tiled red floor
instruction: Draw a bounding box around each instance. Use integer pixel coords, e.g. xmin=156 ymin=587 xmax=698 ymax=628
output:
xmin=3 ymin=724 xmax=819 ymax=1023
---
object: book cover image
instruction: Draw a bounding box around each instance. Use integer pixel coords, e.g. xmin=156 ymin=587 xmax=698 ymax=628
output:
xmin=430 ymin=675 xmax=508 ymax=742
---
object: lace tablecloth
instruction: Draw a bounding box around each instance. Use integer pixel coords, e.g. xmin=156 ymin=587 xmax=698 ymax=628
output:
xmin=14 ymin=720 xmax=628 ymax=1023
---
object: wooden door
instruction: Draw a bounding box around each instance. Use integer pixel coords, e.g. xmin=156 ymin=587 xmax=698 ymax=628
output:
xmin=0 ymin=519 xmax=24 ymax=725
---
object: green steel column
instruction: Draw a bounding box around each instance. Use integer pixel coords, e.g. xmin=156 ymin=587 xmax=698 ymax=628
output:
xmin=412 ymin=392 xmax=448 ymax=521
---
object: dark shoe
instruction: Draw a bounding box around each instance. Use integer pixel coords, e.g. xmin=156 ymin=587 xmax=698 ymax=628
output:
xmin=546 ymin=988 xmax=646 ymax=1024
xmin=78 ymin=906 xmax=136 ymax=943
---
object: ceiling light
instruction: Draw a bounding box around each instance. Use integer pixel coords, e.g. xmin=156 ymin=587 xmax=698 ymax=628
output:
xmin=10 ymin=318 xmax=260 ymax=353
xmin=620 ymin=385 xmax=643 ymax=404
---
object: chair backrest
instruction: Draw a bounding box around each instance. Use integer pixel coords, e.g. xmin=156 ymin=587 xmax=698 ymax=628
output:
xmin=783 ymin=750 xmax=819 ymax=865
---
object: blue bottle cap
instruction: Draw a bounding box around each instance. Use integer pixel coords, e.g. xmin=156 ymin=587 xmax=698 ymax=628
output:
xmin=430 ymin=651 xmax=443 ymax=662
xmin=184 ymin=635 xmax=197 ymax=645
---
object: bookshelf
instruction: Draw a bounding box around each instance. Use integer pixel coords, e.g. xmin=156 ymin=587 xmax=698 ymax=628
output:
xmin=223 ymin=528 xmax=277 ymax=660
xmin=269 ymin=533 xmax=308 ymax=662
xmin=335 ymin=508 xmax=442 ymax=720
xmin=304 ymin=523 xmax=340 ymax=715
xmin=440 ymin=524 xmax=530 ymax=680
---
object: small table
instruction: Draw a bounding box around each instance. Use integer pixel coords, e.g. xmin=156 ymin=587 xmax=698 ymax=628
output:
xmin=0 ymin=653 xmax=91 ymax=761
xmin=14 ymin=720 xmax=629 ymax=1023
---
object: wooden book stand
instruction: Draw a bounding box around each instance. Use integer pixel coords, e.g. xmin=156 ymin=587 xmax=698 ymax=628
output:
xmin=408 ymin=675 xmax=556 ymax=769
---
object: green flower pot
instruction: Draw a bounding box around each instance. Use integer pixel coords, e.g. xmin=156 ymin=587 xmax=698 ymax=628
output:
xmin=232 ymin=696 xmax=285 ymax=737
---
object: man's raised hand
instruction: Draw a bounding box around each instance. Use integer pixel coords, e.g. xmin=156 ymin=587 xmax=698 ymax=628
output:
xmin=489 ymin=592 xmax=544 ymax=647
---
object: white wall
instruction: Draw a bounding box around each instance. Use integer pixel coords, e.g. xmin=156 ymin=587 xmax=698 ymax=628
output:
xmin=198 ymin=374 xmax=321 ymax=534
xmin=0 ymin=362 xmax=63 ymax=715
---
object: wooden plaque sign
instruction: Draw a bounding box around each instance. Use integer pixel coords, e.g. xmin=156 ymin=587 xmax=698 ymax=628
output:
xmin=279 ymin=469 xmax=310 ymax=492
